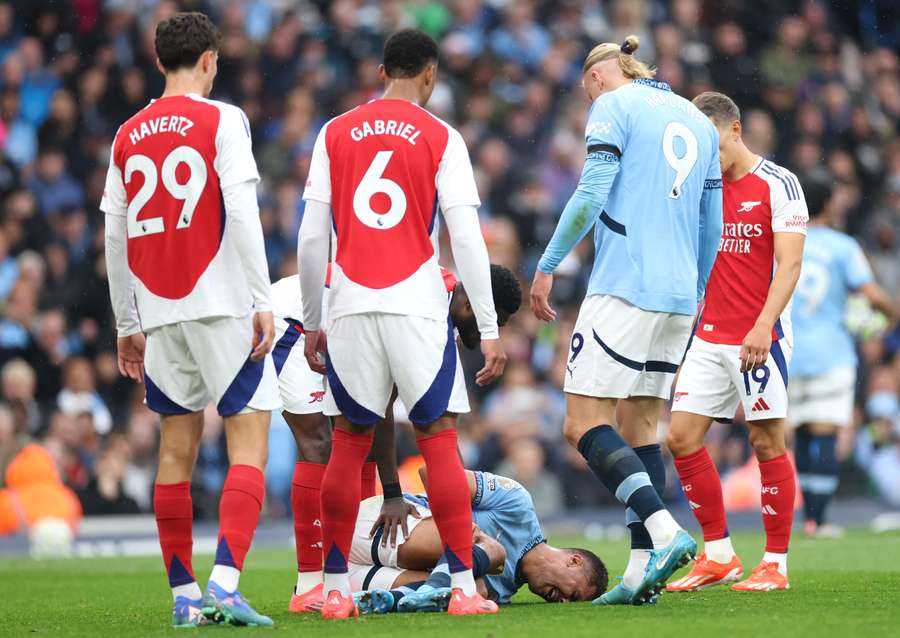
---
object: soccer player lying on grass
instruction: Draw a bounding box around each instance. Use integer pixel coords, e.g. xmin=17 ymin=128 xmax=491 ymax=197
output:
xmin=346 ymin=468 xmax=609 ymax=613
xmin=271 ymin=264 xmax=523 ymax=612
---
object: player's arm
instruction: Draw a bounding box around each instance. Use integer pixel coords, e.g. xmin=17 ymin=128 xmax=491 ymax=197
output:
xmin=439 ymin=128 xmax=504 ymax=386
xmin=742 ymin=232 xmax=805 ymax=372
xmin=298 ymin=125 xmax=332 ymax=375
xmin=531 ymin=152 xmax=619 ymax=321
xmin=858 ymin=281 xmax=899 ymax=323
xmin=100 ymin=146 xmax=145 ymax=383
xmin=217 ymin=107 xmax=273 ymax=361
xmin=696 ymin=146 xmax=724 ymax=302
xmin=370 ymin=395 xmax=421 ymax=548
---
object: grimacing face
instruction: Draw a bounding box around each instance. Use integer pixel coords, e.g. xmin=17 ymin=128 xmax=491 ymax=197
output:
xmin=527 ymin=553 xmax=598 ymax=603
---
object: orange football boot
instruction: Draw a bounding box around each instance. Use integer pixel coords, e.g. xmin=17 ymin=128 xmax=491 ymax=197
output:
xmin=321 ymin=589 xmax=359 ymax=620
xmin=666 ymin=553 xmax=743 ymax=592
xmin=731 ymin=562 xmax=790 ymax=591
xmin=289 ymin=583 xmax=324 ymax=613
xmin=447 ymin=589 xmax=499 ymax=615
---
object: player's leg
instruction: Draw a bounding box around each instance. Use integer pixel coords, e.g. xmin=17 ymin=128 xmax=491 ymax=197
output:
xmin=386 ymin=313 xmax=495 ymax=615
xmin=318 ymin=314 xmax=391 ymax=619
xmin=144 ymin=323 xmax=211 ymax=627
xmin=155 ymin=412 xmax=204 ymax=625
xmin=616 ymin=397 xmax=669 ymax=590
xmin=791 ymin=367 xmax=853 ymax=536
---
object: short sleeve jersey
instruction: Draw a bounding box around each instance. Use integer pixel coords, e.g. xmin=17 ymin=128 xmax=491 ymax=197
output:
xmin=100 ymin=94 xmax=260 ymax=331
xmin=302 ymin=99 xmax=479 ymax=324
xmin=791 ymin=226 xmax=873 ymax=376
xmin=698 ymin=158 xmax=809 ymax=345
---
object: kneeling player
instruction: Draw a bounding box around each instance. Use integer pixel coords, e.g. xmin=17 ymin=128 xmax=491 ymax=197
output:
xmin=348 ymin=469 xmax=608 ymax=610
xmin=273 ymin=264 xmax=522 ymax=612
xmin=666 ymin=92 xmax=807 ymax=593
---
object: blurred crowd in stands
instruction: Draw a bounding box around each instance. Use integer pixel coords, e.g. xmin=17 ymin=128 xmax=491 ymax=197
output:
xmin=0 ymin=0 xmax=899 ymax=528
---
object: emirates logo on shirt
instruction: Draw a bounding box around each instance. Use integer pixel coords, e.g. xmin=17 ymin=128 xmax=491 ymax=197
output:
xmin=719 ymin=222 xmax=764 ymax=254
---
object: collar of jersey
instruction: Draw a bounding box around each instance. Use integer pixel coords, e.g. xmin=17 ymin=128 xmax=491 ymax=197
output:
xmin=514 ymin=536 xmax=548 ymax=587
xmin=634 ymin=78 xmax=671 ymax=92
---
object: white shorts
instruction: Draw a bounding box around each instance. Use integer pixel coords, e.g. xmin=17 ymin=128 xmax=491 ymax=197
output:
xmin=564 ymin=295 xmax=694 ymax=399
xmin=348 ymin=563 xmax=405 ymax=592
xmin=788 ymin=366 xmax=856 ymax=427
xmin=143 ymin=314 xmax=280 ymax=416
xmin=672 ymin=337 xmax=792 ymax=421
xmin=325 ymin=313 xmax=469 ymax=426
xmin=348 ymin=496 xmax=432 ymax=570
xmin=272 ymin=316 xmax=338 ymax=416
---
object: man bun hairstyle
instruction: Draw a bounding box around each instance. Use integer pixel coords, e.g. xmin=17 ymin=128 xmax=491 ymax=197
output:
xmin=583 ymin=34 xmax=655 ymax=78
xmin=383 ymin=28 xmax=439 ymax=79
xmin=490 ymin=264 xmax=522 ymax=318
xmin=155 ymin=11 xmax=221 ymax=72
xmin=693 ymin=91 xmax=742 ymax=126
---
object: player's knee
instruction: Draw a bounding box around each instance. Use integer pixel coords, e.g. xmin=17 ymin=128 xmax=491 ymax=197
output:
xmin=158 ymin=441 xmax=198 ymax=473
xmin=748 ymin=426 xmax=785 ymax=461
xmin=665 ymin=424 xmax=700 ymax=458
xmin=563 ymin=417 xmax=589 ymax=448
xmin=287 ymin=412 xmax=332 ymax=463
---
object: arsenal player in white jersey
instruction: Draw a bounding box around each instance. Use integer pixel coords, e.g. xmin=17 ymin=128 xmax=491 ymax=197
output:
xmin=101 ymin=12 xmax=278 ymax=628
xmin=666 ymin=92 xmax=808 ymax=593
xmin=298 ymin=29 xmax=505 ymax=619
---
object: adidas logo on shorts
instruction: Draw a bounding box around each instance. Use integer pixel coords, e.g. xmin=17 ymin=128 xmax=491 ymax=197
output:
xmin=751 ymin=397 xmax=770 ymax=412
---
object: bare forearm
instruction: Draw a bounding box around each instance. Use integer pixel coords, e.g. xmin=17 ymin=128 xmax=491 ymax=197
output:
xmin=756 ymin=258 xmax=802 ymax=329
xmin=372 ymin=412 xmax=399 ymax=487
xmin=859 ymin=282 xmax=899 ymax=322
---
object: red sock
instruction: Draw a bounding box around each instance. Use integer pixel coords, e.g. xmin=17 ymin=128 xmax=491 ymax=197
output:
xmin=674 ymin=447 xmax=729 ymax=541
xmin=154 ymin=482 xmax=195 ymax=587
xmin=321 ymin=429 xmax=373 ymax=574
xmin=759 ymin=453 xmax=795 ymax=553
xmin=361 ymin=461 xmax=377 ymax=499
xmin=417 ymin=429 xmax=472 ymax=572
xmin=291 ymin=461 xmax=325 ymax=573
xmin=215 ymin=464 xmax=265 ymax=570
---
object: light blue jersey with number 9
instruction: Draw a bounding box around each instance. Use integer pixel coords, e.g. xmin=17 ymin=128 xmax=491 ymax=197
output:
xmin=584 ymin=79 xmax=722 ymax=315
xmin=791 ymin=226 xmax=873 ymax=377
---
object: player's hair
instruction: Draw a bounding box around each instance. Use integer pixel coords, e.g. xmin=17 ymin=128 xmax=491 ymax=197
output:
xmin=490 ymin=264 xmax=523 ymax=318
xmin=802 ymin=179 xmax=832 ymax=219
xmin=567 ymin=548 xmax=608 ymax=598
xmin=692 ymin=91 xmax=742 ymax=126
xmin=383 ymin=28 xmax=439 ymax=79
xmin=155 ymin=11 xmax=221 ymax=72
xmin=582 ymin=35 xmax=655 ymax=79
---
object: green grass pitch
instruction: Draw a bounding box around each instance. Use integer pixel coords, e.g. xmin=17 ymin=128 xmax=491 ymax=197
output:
xmin=2 ymin=530 xmax=898 ymax=637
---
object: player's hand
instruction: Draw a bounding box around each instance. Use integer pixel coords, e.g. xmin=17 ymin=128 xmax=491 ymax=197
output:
xmin=476 ymin=338 xmax=507 ymax=386
xmin=250 ymin=311 xmax=275 ymax=362
xmin=370 ymin=497 xmax=420 ymax=548
xmin=117 ymin=333 xmax=146 ymax=384
xmin=530 ymin=270 xmax=556 ymax=321
xmin=740 ymin=322 xmax=772 ymax=372
xmin=304 ymin=329 xmax=327 ymax=374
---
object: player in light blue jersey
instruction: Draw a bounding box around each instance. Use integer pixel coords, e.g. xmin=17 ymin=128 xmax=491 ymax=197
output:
xmin=790 ymin=181 xmax=897 ymax=537
xmin=345 ymin=470 xmax=607 ymax=610
xmin=529 ymin=35 xmax=722 ymax=605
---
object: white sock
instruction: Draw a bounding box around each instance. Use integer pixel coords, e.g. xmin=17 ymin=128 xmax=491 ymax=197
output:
xmin=762 ymin=552 xmax=788 ymax=576
xmin=704 ymin=537 xmax=736 ymax=564
xmin=323 ymin=572 xmax=351 ymax=597
xmin=622 ymin=549 xmax=651 ymax=589
xmin=644 ymin=510 xmax=681 ymax=548
xmin=450 ymin=569 xmax=477 ymax=596
xmin=209 ymin=565 xmax=241 ymax=593
xmin=296 ymin=570 xmax=323 ymax=595
xmin=172 ymin=582 xmax=202 ymax=601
